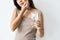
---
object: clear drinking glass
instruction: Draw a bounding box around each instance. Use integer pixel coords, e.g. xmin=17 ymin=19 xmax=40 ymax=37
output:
xmin=31 ymin=13 xmax=38 ymax=28
xmin=32 ymin=16 xmax=35 ymax=28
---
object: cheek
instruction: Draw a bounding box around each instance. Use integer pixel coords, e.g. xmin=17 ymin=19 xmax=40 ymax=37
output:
xmin=17 ymin=0 xmax=21 ymax=6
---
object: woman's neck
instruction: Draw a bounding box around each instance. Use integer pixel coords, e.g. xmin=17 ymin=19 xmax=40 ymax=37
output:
xmin=26 ymin=7 xmax=36 ymax=13
xmin=27 ymin=7 xmax=32 ymax=11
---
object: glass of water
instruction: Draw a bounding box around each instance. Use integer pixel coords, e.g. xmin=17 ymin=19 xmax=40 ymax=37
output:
xmin=31 ymin=13 xmax=38 ymax=28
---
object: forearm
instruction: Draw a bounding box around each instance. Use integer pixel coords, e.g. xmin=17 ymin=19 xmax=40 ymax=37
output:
xmin=37 ymin=27 xmax=44 ymax=37
xmin=10 ymin=9 xmax=25 ymax=31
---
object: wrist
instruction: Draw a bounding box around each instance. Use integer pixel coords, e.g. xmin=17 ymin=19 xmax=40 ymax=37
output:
xmin=36 ymin=27 xmax=41 ymax=30
xmin=37 ymin=27 xmax=44 ymax=31
xmin=37 ymin=27 xmax=44 ymax=37
xmin=21 ymin=7 xmax=26 ymax=11
xmin=21 ymin=8 xmax=26 ymax=12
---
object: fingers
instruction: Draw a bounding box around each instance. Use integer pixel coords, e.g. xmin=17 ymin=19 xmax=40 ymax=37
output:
xmin=22 ymin=2 xmax=26 ymax=7
xmin=21 ymin=2 xmax=27 ymax=10
xmin=24 ymin=2 xmax=29 ymax=8
xmin=34 ymin=22 xmax=41 ymax=27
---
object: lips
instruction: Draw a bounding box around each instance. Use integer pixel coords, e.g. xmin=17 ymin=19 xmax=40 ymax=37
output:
xmin=20 ymin=2 xmax=24 ymax=5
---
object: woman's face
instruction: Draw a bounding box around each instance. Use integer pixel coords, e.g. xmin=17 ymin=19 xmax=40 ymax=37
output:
xmin=17 ymin=0 xmax=29 ymax=7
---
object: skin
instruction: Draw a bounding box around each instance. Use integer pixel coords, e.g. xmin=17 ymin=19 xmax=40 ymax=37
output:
xmin=10 ymin=0 xmax=44 ymax=38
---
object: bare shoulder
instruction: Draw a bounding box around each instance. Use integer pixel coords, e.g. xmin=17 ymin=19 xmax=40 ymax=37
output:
xmin=11 ymin=8 xmax=17 ymax=19
xmin=12 ymin=8 xmax=17 ymax=16
xmin=13 ymin=7 xmax=17 ymax=12
xmin=34 ymin=9 xmax=43 ymax=15
xmin=35 ymin=9 xmax=43 ymax=19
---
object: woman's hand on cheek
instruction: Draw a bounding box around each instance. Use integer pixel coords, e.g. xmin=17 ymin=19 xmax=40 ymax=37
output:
xmin=21 ymin=2 xmax=29 ymax=10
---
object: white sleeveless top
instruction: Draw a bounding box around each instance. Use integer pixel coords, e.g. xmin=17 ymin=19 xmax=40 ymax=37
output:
xmin=14 ymin=9 xmax=40 ymax=40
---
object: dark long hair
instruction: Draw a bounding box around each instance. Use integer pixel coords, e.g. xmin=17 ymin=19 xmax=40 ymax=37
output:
xmin=13 ymin=0 xmax=36 ymax=10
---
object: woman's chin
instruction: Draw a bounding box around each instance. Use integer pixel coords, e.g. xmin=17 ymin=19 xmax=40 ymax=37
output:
xmin=19 ymin=4 xmax=23 ymax=7
xmin=19 ymin=5 xmax=22 ymax=7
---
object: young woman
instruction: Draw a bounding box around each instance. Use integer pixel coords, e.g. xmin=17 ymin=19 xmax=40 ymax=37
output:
xmin=10 ymin=0 xmax=44 ymax=40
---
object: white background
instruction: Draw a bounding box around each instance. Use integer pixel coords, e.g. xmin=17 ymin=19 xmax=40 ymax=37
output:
xmin=0 ymin=0 xmax=60 ymax=40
